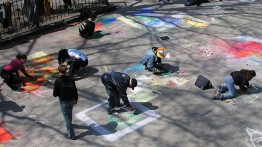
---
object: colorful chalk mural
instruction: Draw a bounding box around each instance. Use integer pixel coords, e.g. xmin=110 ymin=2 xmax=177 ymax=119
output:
xmin=129 ymin=74 xmax=189 ymax=102
xmin=215 ymin=36 xmax=262 ymax=64
xmin=122 ymin=64 xmax=144 ymax=73
xmin=118 ymin=8 xmax=209 ymax=32
xmin=0 ymin=125 xmax=13 ymax=143
xmin=95 ymin=17 xmax=117 ymax=31
xmin=19 ymin=52 xmax=58 ymax=92
xmin=108 ymin=112 xmax=140 ymax=127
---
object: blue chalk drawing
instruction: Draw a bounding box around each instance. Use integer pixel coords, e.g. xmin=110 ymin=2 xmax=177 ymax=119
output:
xmin=98 ymin=18 xmax=117 ymax=24
xmin=123 ymin=64 xmax=144 ymax=73
xmin=233 ymin=36 xmax=262 ymax=43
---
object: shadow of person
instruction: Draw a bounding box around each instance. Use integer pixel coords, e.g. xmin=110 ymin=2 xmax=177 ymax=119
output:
xmin=163 ymin=63 xmax=179 ymax=73
xmin=0 ymin=101 xmax=25 ymax=112
xmin=133 ymin=102 xmax=159 ymax=115
xmin=75 ymin=121 xmax=118 ymax=139
xmin=74 ymin=67 xmax=99 ymax=81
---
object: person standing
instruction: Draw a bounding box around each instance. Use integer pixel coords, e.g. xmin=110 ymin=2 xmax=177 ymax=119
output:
xmin=213 ymin=69 xmax=256 ymax=100
xmin=79 ymin=13 xmax=97 ymax=38
xmin=58 ymin=48 xmax=88 ymax=80
xmin=0 ymin=54 xmax=33 ymax=90
xmin=53 ymin=65 xmax=78 ymax=140
xmin=140 ymin=47 xmax=167 ymax=74
xmin=101 ymin=71 xmax=137 ymax=114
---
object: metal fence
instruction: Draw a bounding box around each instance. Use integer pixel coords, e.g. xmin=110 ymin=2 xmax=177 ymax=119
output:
xmin=0 ymin=0 xmax=108 ymax=42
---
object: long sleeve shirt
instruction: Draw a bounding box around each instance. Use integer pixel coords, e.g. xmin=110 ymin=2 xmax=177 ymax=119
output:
xmin=140 ymin=49 xmax=161 ymax=70
xmin=230 ymin=71 xmax=249 ymax=91
xmin=3 ymin=59 xmax=31 ymax=77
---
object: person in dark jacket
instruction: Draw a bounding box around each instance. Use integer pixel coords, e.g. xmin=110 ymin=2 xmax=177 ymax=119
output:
xmin=213 ymin=69 xmax=256 ymax=100
xmin=140 ymin=47 xmax=167 ymax=74
xmin=53 ymin=65 xmax=78 ymax=140
xmin=101 ymin=72 xmax=137 ymax=114
xmin=79 ymin=13 xmax=97 ymax=38
xmin=58 ymin=48 xmax=88 ymax=80
xmin=1 ymin=54 xmax=33 ymax=90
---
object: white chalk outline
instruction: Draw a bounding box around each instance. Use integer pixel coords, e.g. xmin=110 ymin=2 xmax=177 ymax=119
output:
xmin=75 ymin=99 xmax=161 ymax=142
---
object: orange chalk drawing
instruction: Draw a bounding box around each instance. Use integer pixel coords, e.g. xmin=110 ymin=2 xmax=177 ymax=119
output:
xmin=20 ymin=52 xmax=58 ymax=92
xmin=0 ymin=126 xmax=13 ymax=143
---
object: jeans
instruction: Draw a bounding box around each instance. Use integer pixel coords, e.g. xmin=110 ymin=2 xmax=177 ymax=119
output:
xmin=220 ymin=74 xmax=236 ymax=100
xmin=60 ymin=100 xmax=75 ymax=139
xmin=69 ymin=59 xmax=88 ymax=80
xmin=101 ymin=73 xmax=119 ymax=109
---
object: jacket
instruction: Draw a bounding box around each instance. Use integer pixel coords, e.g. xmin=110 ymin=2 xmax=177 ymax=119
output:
xmin=230 ymin=71 xmax=249 ymax=91
xmin=140 ymin=49 xmax=161 ymax=69
xmin=53 ymin=75 xmax=78 ymax=101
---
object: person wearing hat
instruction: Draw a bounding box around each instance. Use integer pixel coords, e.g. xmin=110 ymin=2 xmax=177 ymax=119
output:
xmin=140 ymin=47 xmax=167 ymax=74
xmin=101 ymin=71 xmax=137 ymax=114
xmin=213 ymin=69 xmax=256 ymax=100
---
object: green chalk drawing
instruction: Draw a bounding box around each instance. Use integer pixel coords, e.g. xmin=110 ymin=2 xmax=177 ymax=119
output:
xmin=34 ymin=72 xmax=43 ymax=76
xmin=51 ymin=73 xmax=59 ymax=77
xmin=161 ymin=71 xmax=173 ymax=77
xmin=108 ymin=112 xmax=140 ymax=127
xmin=132 ymin=89 xmax=158 ymax=102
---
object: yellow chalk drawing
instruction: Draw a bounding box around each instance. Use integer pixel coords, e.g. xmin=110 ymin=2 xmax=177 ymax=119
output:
xmin=183 ymin=18 xmax=208 ymax=28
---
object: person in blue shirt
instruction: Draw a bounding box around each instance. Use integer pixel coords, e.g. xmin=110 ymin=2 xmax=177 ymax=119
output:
xmin=140 ymin=47 xmax=167 ymax=74
xmin=101 ymin=71 xmax=137 ymax=114
xmin=58 ymin=49 xmax=88 ymax=80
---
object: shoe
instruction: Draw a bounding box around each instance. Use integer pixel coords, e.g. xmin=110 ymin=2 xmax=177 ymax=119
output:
xmin=107 ymin=107 xmax=115 ymax=114
xmin=212 ymin=93 xmax=221 ymax=100
xmin=216 ymin=85 xmax=222 ymax=94
xmin=65 ymin=135 xmax=76 ymax=140
xmin=159 ymin=0 xmax=164 ymax=4
xmin=126 ymin=105 xmax=135 ymax=111
xmin=115 ymin=103 xmax=123 ymax=110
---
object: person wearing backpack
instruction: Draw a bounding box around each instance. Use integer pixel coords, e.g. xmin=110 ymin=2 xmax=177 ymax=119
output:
xmin=140 ymin=47 xmax=167 ymax=74
xmin=53 ymin=65 xmax=78 ymax=140
xmin=212 ymin=69 xmax=256 ymax=100
xmin=79 ymin=13 xmax=97 ymax=38
xmin=58 ymin=48 xmax=88 ymax=80
xmin=101 ymin=71 xmax=137 ymax=114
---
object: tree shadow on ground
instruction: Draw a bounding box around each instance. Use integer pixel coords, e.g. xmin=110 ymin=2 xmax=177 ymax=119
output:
xmin=0 ymin=101 xmax=25 ymax=112
xmin=74 ymin=67 xmax=99 ymax=81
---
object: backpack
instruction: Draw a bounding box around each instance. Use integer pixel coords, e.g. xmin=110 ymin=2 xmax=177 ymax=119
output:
xmin=60 ymin=80 xmax=76 ymax=100
xmin=195 ymin=75 xmax=213 ymax=90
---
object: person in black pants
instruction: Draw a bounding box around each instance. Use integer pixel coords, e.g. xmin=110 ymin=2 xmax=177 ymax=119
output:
xmin=53 ymin=65 xmax=78 ymax=140
xmin=79 ymin=14 xmax=97 ymax=38
xmin=101 ymin=72 xmax=137 ymax=114
xmin=1 ymin=54 xmax=34 ymax=90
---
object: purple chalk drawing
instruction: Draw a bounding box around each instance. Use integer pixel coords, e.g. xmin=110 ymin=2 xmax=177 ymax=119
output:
xmin=123 ymin=64 xmax=144 ymax=73
xmin=132 ymin=8 xmax=155 ymax=16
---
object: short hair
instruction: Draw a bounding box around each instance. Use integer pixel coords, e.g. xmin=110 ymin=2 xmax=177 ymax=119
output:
xmin=16 ymin=54 xmax=27 ymax=60
xmin=58 ymin=65 xmax=68 ymax=74
xmin=90 ymin=13 xmax=97 ymax=19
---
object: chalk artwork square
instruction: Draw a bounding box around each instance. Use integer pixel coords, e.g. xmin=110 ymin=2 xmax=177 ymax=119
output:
xmin=75 ymin=99 xmax=161 ymax=142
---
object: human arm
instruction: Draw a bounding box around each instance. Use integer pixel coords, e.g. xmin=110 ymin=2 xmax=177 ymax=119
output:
xmin=239 ymin=78 xmax=249 ymax=91
xmin=53 ymin=79 xmax=60 ymax=97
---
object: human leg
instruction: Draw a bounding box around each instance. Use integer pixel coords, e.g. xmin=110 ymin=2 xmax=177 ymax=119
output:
xmin=220 ymin=75 xmax=236 ymax=100
xmin=1 ymin=70 xmax=19 ymax=90
xmin=60 ymin=100 xmax=75 ymax=139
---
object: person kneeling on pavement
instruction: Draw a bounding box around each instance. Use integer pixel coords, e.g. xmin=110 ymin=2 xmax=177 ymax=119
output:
xmin=213 ymin=69 xmax=256 ymax=100
xmin=140 ymin=47 xmax=167 ymax=74
xmin=79 ymin=13 xmax=97 ymax=38
xmin=0 ymin=54 xmax=34 ymax=91
xmin=58 ymin=49 xmax=88 ymax=80
xmin=101 ymin=71 xmax=137 ymax=114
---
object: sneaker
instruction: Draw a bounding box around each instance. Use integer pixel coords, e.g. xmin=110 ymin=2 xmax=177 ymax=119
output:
xmin=126 ymin=105 xmax=135 ymax=111
xmin=159 ymin=0 xmax=164 ymax=4
xmin=107 ymin=107 xmax=115 ymax=114
xmin=216 ymin=85 xmax=222 ymax=94
xmin=65 ymin=135 xmax=76 ymax=140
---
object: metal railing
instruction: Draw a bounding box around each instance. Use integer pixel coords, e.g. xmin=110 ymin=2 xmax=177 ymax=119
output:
xmin=0 ymin=0 xmax=108 ymax=42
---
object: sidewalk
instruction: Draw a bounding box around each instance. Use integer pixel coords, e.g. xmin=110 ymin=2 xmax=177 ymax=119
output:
xmin=0 ymin=0 xmax=261 ymax=146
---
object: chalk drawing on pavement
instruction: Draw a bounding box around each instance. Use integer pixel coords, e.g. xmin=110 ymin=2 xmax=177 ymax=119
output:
xmin=245 ymin=127 xmax=262 ymax=147
xmin=75 ymin=99 xmax=161 ymax=142
xmin=118 ymin=11 xmax=209 ymax=32
xmin=21 ymin=52 xmax=58 ymax=92
xmin=122 ymin=64 xmax=144 ymax=73
xmin=108 ymin=112 xmax=140 ymax=127
xmin=0 ymin=124 xmax=13 ymax=143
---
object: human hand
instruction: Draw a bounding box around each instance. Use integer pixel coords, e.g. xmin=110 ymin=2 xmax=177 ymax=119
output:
xmin=75 ymin=99 xmax=78 ymax=104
